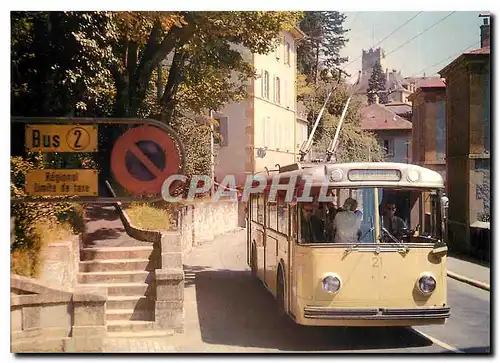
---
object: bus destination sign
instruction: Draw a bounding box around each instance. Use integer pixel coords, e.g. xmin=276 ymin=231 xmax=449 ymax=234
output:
xmin=348 ymin=169 xmax=402 ymax=182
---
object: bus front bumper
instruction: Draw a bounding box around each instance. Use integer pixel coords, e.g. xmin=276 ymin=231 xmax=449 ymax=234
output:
xmin=303 ymin=306 xmax=450 ymax=321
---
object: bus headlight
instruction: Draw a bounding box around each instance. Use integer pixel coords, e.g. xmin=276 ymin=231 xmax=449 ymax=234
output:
xmin=322 ymin=275 xmax=341 ymax=293
xmin=417 ymin=274 xmax=436 ymax=295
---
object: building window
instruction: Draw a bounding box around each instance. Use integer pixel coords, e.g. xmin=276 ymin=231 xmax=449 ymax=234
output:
xmin=285 ymin=42 xmax=290 ymax=66
xmin=275 ymin=42 xmax=280 ymax=60
xmin=275 ymin=77 xmax=281 ymax=104
xmin=383 ymin=139 xmax=395 ymax=157
xmin=263 ymin=71 xmax=269 ymax=99
xmin=214 ymin=117 xmax=228 ymax=147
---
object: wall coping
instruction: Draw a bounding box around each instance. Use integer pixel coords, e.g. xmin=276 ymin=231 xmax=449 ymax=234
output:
xmin=11 ymin=274 xmax=107 ymax=306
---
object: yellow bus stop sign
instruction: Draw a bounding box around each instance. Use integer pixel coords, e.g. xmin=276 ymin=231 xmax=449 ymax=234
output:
xmin=25 ymin=124 xmax=98 ymax=152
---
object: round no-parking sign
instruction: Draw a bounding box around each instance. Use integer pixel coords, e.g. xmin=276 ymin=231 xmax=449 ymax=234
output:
xmin=110 ymin=125 xmax=185 ymax=196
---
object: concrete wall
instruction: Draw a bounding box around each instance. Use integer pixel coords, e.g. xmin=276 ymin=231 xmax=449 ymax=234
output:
xmin=374 ymin=130 xmax=411 ymax=163
xmin=411 ymin=87 xmax=447 ymax=184
xmin=11 ymin=275 xmax=107 ymax=352
xmin=39 ymin=235 xmax=80 ymax=290
xmin=214 ymin=102 xmax=249 ymax=187
xmin=179 ymin=199 xmax=240 ymax=254
xmin=441 ymin=51 xmax=490 ymax=258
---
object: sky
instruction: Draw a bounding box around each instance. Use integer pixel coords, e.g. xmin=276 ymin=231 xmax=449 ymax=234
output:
xmin=339 ymin=11 xmax=488 ymax=82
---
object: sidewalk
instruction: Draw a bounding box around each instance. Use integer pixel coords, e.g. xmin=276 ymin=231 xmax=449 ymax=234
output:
xmin=447 ymin=256 xmax=490 ymax=290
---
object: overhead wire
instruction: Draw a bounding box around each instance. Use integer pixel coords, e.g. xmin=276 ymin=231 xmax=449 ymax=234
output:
xmin=343 ymin=12 xmax=423 ymax=70
xmin=409 ymin=40 xmax=480 ymax=77
xmin=383 ymin=11 xmax=456 ymax=58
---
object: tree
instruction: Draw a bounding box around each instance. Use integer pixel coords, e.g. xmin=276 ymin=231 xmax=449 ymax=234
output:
xmin=109 ymin=11 xmax=303 ymax=121
xmin=11 ymin=11 xmax=116 ymax=118
xmin=297 ymin=11 xmax=348 ymax=84
xmin=298 ymin=75 xmax=384 ymax=162
xmin=366 ymin=61 xmax=388 ymax=105
xmin=11 ymin=11 xmax=303 ymax=121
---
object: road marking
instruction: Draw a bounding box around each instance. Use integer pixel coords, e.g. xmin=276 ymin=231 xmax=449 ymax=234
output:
xmin=410 ymin=327 xmax=464 ymax=353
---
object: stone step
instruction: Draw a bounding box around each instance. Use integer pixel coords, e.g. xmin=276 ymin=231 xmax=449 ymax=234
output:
xmin=78 ymin=271 xmax=151 ymax=284
xmin=106 ymin=320 xmax=155 ymax=333
xmin=106 ymin=309 xmax=153 ymax=321
xmin=84 ymin=282 xmax=149 ymax=296
xmin=81 ymin=246 xmax=154 ymax=261
xmin=79 ymin=259 xmax=153 ymax=273
xmin=106 ymin=330 xmax=175 ymax=339
xmin=106 ymin=295 xmax=153 ymax=310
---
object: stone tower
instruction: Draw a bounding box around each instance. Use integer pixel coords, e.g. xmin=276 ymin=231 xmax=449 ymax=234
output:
xmin=361 ymin=47 xmax=384 ymax=76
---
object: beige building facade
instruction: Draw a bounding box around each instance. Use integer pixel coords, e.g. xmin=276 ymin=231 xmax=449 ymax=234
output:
xmin=214 ymin=27 xmax=306 ymax=186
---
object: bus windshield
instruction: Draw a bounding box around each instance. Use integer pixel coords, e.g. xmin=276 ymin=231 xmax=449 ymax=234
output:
xmin=298 ymin=187 xmax=442 ymax=245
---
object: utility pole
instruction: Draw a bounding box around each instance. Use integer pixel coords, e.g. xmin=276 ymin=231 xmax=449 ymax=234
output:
xmin=210 ymin=110 xmax=215 ymax=196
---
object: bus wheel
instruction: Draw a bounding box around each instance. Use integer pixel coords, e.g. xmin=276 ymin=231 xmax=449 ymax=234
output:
xmin=277 ymin=268 xmax=286 ymax=317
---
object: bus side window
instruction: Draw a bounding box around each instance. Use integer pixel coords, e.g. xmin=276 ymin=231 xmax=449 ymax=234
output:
xmin=251 ymin=195 xmax=257 ymax=223
xmin=277 ymin=194 xmax=289 ymax=234
xmin=291 ymin=205 xmax=297 ymax=240
xmin=257 ymin=195 xmax=265 ymax=225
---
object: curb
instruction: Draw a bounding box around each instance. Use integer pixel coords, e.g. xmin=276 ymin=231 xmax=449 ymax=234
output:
xmin=447 ymin=271 xmax=490 ymax=291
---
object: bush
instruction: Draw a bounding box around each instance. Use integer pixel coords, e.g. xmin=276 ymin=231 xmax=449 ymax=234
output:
xmin=125 ymin=202 xmax=172 ymax=231
xmin=11 ymin=155 xmax=85 ymax=277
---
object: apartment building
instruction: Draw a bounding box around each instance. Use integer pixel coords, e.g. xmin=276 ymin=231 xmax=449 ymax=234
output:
xmin=214 ymin=27 xmax=306 ymax=187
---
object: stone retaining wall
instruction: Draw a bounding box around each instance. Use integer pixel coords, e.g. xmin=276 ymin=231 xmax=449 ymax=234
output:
xmin=39 ymin=234 xmax=81 ymax=290
xmin=11 ymin=275 xmax=107 ymax=352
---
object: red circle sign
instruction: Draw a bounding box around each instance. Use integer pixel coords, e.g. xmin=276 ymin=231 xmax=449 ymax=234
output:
xmin=111 ymin=125 xmax=182 ymax=196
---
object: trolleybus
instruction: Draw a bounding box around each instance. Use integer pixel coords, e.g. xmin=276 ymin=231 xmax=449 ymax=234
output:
xmin=246 ymin=161 xmax=450 ymax=327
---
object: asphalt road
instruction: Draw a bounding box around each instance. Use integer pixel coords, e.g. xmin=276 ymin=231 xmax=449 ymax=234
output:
xmin=171 ymin=229 xmax=491 ymax=353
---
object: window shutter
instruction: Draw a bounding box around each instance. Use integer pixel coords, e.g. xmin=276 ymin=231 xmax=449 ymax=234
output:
xmin=261 ymin=69 xmax=264 ymax=98
xmin=284 ymin=80 xmax=288 ymax=108
xmin=273 ymin=75 xmax=276 ymax=102
xmin=219 ymin=117 xmax=229 ymax=147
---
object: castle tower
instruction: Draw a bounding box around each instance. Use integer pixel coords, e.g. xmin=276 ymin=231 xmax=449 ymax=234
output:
xmin=361 ymin=47 xmax=385 ymax=76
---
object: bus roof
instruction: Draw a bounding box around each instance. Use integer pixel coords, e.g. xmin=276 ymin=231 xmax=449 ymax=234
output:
xmin=259 ymin=162 xmax=444 ymax=189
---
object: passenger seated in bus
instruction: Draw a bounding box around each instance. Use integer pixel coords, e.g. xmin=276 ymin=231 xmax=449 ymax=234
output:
xmin=332 ymin=198 xmax=362 ymax=243
xmin=300 ymin=203 xmax=325 ymax=243
xmin=382 ymin=203 xmax=408 ymax=239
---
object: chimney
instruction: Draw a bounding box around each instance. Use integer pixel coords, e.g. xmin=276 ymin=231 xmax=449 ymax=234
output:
xmin=480 ymin=16 xmax=490 ymax=48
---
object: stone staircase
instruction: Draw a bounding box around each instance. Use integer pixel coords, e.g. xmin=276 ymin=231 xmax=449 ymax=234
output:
xmin=78 ymin=245 xmax=171 ymax=337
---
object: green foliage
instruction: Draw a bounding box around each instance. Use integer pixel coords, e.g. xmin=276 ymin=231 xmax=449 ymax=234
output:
xmin=297 ymin=11 xmax=348 ymax=83
xmin=11 ymin=155 xmax=85 ymax=277
xmin=11 ymin=11 xmax=116 ymax=117
xmin=108 ymin=11 xmax=303 ymax=120
xmin=297 ymin=75 xmax=384 ymax=163
xmin=170 ymin=115 xmax=211 ymax=178
xmin=367 ymin=61 xmax=388 ymax=105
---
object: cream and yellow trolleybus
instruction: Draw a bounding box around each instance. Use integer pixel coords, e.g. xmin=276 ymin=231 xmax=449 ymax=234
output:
xmin=246 ymin=161 xmax=450 ymax=327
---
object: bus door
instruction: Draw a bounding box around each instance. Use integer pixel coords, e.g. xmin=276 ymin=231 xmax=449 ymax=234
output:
xmin=264 ymin=197 xmax=278 ymax=293
xmin=288 ymin=201 xmax=298 ymax=316
xmin=246 ymin=199 xmax=251 ymax=266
